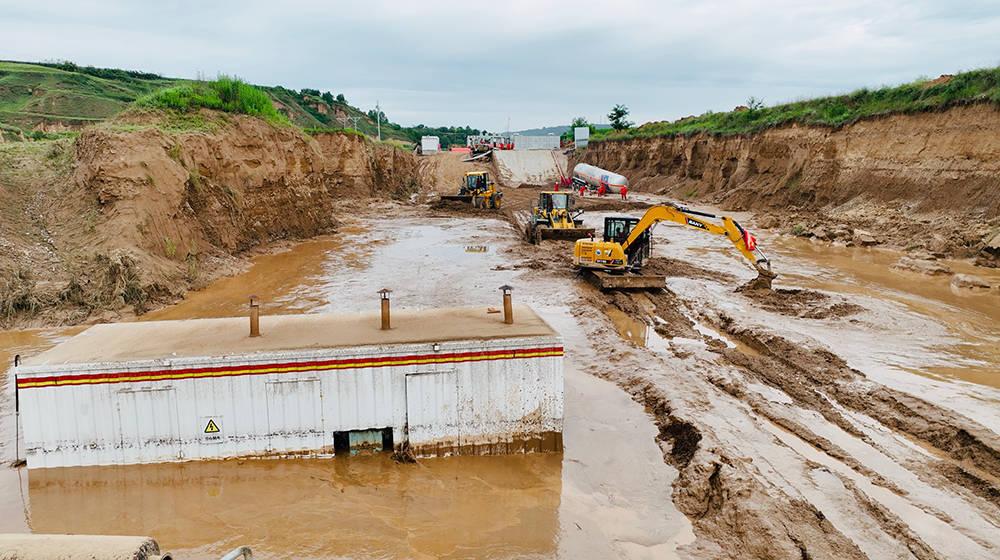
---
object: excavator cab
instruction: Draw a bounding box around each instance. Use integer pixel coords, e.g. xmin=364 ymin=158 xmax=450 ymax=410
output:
xmin=603 ymin=216 xmax=651 ymax=267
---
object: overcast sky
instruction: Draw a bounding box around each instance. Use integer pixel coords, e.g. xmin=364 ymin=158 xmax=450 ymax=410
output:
xmin=3 ymin=1 xmax=999 ymax=131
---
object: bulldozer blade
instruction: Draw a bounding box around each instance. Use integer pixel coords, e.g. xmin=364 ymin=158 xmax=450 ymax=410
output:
xmin=585 ymin=270 xmax=665 ymax=291
xmin=439 ymin=195 xmax=473 ymax=203
xmin=537 ymin=227 xmax=596 ymax=242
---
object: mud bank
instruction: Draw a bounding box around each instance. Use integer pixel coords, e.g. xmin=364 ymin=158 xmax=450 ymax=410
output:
xmin=575 ymin=103 xmax=1000 ymax=262
xmin=0 ymin=111 xmax=421 ymax=327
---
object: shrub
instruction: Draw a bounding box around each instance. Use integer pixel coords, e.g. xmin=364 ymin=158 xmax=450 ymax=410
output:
xmin=137 ymin=76 xmax=288 ymax=125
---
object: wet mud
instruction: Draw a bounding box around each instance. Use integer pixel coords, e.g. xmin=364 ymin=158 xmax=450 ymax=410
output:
xmin=737 ymin=286 xmax=864 ymax=319
xmin=3 ymin=194 xmax=1000 ymax=558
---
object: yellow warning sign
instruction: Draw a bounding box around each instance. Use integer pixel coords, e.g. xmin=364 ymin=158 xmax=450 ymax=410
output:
xmin=204 ymin=419 xmax=220 ymax=434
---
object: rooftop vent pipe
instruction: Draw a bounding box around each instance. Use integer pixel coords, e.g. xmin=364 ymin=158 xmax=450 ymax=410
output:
xmin=378 ymin=288 xmax=392 ymax=330
xmin=249 ymin=296 xmax=261 ymax=337
xmin=499 ymin=285 xmax=513 ymax=324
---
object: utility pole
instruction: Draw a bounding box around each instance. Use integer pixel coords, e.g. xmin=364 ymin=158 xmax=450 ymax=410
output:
xmin=376 ymin=100 xmax=382 ymax=141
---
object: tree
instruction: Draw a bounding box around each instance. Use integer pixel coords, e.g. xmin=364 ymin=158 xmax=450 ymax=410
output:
xmin=336 ymin=93 xmax=346 ymax=103
xmin=608 ymin=104 xmax=633 ymax=130
xmin=321 ymin=91 xmax=334 ymax=104
xmin=571 ymin=116 xmax=589 ymax=129
xmin=746 ymin=96 xmax=764 ymax=112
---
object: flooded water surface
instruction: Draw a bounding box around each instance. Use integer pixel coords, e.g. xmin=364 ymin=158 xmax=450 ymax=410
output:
xmin=1 ymin=217 xmax=692 ymax=559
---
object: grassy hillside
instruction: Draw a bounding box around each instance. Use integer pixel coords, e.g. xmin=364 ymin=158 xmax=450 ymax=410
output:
xmin=0 ymin=61 xmax=177 ymax=137
xmin=0 ymin=60 xmax=421 ymax=144
xmin=595 ymin=66 xmax=1000 ymax=141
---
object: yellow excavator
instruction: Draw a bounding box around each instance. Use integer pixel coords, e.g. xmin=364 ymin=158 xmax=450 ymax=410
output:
xmin=527 ymin=191 xmax=596 ymax=243
xmin=439 ymin=171 xmax=503 ymax=209
xmin=573 ymin=203 xmax=775 ymax=290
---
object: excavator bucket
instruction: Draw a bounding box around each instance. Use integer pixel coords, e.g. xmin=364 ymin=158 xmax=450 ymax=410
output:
xmin=531 ymin=225 xmax=596 ymax=244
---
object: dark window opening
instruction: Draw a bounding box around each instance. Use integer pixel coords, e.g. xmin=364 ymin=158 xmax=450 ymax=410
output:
xmin=381 ymin=428 xmax=394 ymax=451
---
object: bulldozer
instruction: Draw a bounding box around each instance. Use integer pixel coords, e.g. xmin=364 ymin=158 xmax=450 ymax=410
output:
xmin=573 ymin=203 xmax=775 ymax=290
xmin=527 ymin=191 xmax=596 ymax=243
xmin=439 ymin=170 xmax=504 ymax=209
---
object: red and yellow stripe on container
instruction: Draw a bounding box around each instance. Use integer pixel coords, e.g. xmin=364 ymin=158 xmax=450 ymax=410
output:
xmin=16 ymin=346 xmax=564 ymax=389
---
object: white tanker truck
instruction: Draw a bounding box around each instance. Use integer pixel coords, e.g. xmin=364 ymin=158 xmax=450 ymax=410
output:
xmin=572 ymin=163 xmax=629 ymax=193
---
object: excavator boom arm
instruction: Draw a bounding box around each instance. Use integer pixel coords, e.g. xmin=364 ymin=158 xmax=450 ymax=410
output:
xmin=621 ymin=204 xmax=771 ymax=273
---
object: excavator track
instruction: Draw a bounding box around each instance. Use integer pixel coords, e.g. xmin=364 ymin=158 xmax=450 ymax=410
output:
xmin=584 ymin=270 xmax=665 ymax=290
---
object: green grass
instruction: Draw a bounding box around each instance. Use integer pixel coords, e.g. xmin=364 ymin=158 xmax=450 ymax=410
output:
xmin=592 ymin=66 xmax=1000 ymax=142
xmin=0 ymin=60 xmax=457 ymax=145
xmin=137 ymin=76 xmax=289 ymax=125
xmin=0 ymin=61 xmax=177 ymax=134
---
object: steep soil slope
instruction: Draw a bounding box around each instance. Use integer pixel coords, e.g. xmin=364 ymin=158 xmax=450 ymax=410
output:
xmin=0 ymin=111 xmax=420 ymax=327
xmin=575 ymin=103 xmax=1000 ymax=261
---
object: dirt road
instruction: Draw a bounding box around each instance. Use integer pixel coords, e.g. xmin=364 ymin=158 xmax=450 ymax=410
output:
xmin=2 ymin=195 xmax=998 ymax=558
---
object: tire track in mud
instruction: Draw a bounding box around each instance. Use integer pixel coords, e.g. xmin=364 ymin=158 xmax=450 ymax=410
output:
xmin=716 ymin=321 xmax=1000 ymax=508
xmin=565 ymin=289 xmax=869 ymax=560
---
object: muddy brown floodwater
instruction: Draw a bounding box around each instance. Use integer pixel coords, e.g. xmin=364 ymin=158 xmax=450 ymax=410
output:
xmin=0 ymin=216 xmax=694 ymax=559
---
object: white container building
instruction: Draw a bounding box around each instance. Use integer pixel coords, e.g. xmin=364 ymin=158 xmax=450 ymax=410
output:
xmin=14 ymin=306 xmax=563 ymax=468
xmin=420 ymin=136 xmax=440 ymax=154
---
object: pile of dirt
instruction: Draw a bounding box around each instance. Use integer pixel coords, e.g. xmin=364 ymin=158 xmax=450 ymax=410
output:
xmin=575 ymin=103 xmax=1000 ymax=261
xmin=737 ymin=285 xmax=864 ymax=319
xmin=0 ymin=111 xmax=421 ymax=327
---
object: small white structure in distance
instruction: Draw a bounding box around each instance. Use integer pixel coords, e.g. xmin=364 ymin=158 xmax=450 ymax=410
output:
xmin=574 ymin=127 xmax=589 ymax=148
xmin=512 ymin=135 xmax=561 ymax=150
xmin=15 ymin=306 xmax=564 ymax=468
xmin=420 ymin=135 xmax=440 ymax=154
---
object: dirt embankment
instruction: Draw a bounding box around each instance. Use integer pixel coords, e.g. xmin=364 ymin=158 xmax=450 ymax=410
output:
xmin=575 ymin=103 xmax=1000 ymax=263
xmin=0 ymin=111 xmax=421 ymax=327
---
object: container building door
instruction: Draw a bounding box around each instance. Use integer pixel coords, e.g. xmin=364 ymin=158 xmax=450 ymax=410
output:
xmin=405 ymin=371 xmax=460 ymax=450
xmin=265 ymin=377 xmax=326 ymax=453
xmin=114 ymin=386 xmax=181 ymax=463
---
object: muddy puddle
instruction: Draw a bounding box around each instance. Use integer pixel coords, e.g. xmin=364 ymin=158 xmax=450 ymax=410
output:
xmin=0 ymin=216 xmax=693 ymax=559
xmin=769 ymin=236 xmax=1000 ymax=388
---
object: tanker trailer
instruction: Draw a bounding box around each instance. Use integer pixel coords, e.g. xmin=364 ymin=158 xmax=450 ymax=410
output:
xmin=572 ymin=163 xmax=629 ymax=193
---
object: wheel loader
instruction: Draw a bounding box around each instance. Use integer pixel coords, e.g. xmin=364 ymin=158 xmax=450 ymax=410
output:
xmin=527 ymin=191 xmax=596 ymax=243
xmin=439 ymin=171 xmax=504 ymax=209
xmin=573 ymin=203 xmax=775 ymax=290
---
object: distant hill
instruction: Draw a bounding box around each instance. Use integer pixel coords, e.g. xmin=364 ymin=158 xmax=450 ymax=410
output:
xmin=0 ymin=60 xmax=178 ymax=135
xmin=0 ymin=60 xmax=476 ymax=145
xmin=512 ymin=124 xmax=612 ymax=136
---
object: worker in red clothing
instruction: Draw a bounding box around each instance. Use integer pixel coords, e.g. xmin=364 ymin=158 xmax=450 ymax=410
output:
xmin=620 ymin=184 xmax=628 ymax=201
xmin=579 ymin=184 xmax=586 ymax=197
xmin=553 ymin=182 xmax=560 ymax=192
xmin=597 ymin=182 xmax=607 ymax=197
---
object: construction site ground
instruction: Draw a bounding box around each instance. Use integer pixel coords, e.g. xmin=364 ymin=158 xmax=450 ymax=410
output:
xmin=1 ymin=151 xmax=999 ymax=559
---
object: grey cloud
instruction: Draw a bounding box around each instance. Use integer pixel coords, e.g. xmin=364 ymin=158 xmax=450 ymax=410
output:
xmin=1 ymin=0 xmax=997 ymax=130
